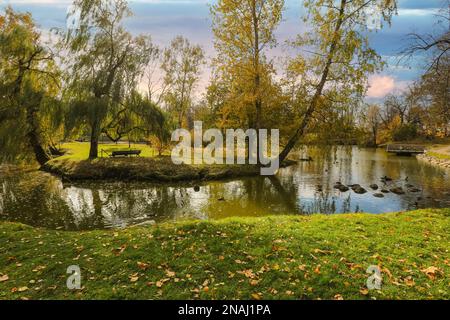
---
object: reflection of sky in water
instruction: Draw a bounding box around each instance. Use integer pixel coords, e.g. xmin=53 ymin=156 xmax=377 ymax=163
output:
xmin=1 ymin=146 xmax=449 ymax=230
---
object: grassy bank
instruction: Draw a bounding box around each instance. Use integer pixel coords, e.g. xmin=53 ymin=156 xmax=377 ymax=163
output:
xmin=417 ymin=145 xmax=450 ymax=169
xmin=44 ymin=142 xmax=293 ymax=182
xmin=1 ymin=209 xmax=449 ymax=300
xmin=44 ymin=156 xmax=263 ymax=182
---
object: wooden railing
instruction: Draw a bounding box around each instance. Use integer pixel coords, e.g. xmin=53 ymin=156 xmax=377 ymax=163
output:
xmin=386 ymin=144 xmax=425 ymax=155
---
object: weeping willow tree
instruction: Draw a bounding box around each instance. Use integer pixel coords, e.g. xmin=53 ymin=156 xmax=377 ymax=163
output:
xmin=101 ymin=91 xmax=168 ymax=143
xmin=60 ymin=0 xmax=159 ymax=159
xmin=0 ymin=7 xmax=62 ymax=165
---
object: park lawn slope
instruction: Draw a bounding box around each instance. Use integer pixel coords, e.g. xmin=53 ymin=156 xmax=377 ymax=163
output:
xmin=0 ymin=209 xmax=449 ymax=300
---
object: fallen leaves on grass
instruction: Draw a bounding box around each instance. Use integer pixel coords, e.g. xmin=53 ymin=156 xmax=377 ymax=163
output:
xmin=421 ymin=266 xmax=442 ymax=280
xmin=403 ymin=276 xmax=415 ymax=287
xmin=0 ymin=274 xmax=8 ymax=282
xmin=314 ymin=265 xmax=321 ymax=274
xmin=165 ymin=270 xmax=176 ymax=278
xmin=32 ymin=265 xmax=46 ymax=272
xmin=359 ymin=288 xmax=369 ymax=295
xmin=137 ymin=262 xmax=149 ymax=270
xmin=250 ymin=280 xmax=260 ymax=286
xmin=129 ymin=274 xmax=139 ymax=283
xmin=11 ymin=286 xmax=28 ymax=293
xmin=251 ymin=293 xmax=262 ymax=300
xmin=238 ymin=269 xmax=256 ymax=279
xmin=155 ymin=278 xmax=170 ymax=288
xmin=112 ymin=244 xmax=127 ymax=256
xmin=314 ymin=248 xmax=334 ymax=255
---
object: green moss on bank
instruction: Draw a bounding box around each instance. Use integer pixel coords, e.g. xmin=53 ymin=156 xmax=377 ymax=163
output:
xmin=1 ymin=209 xmax=449 ymax=300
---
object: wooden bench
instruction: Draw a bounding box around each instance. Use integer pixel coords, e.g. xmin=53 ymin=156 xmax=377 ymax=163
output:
xmin=101 ymin=149 xmax=141 ymax=158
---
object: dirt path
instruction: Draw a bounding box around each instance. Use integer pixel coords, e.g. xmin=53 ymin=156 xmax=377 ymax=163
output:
xmin=431 ymin=145 xmax=450 ymax=155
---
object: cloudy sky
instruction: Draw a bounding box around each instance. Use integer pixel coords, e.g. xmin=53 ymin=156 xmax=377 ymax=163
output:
xmin=2 ymin=0 xmax=445 ymax=100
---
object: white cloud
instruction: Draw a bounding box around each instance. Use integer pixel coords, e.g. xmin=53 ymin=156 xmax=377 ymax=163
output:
xmin=367 ymin=75 xmax=396 ymax=98
xmin=398 ymin=8 xmax=440 ymax=17
xmin=367 ymin=75 xmax=412 ymax=98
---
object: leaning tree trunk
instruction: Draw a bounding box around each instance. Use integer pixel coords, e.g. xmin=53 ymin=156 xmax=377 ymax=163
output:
xmin=278 ymin=0 xmax=347 ymax=163
xmin=26 ymin=104 xmax=51 ymax=166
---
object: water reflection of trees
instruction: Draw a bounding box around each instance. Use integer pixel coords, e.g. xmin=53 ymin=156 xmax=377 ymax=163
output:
xmin=1 ymin=147 xmax=450 ymax=230
xmin=0 ymin=172 xmax=79 ymax=229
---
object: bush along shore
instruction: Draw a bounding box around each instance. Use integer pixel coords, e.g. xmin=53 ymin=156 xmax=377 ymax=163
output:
xmin=0 ymin=209 xmax=449 ymax=300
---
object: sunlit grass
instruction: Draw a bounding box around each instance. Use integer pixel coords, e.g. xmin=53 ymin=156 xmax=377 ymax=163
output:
xmin=0 ymin=209 xmax=449 ymax=300
xmin=427 ymin=151 xmax=450 ymax=161
xmin=57 ymin=142 xmax=165 ymax=161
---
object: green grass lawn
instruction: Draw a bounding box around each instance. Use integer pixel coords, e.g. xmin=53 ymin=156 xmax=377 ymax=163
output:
xmin=56 ymin=142 xmax=164 ymax=161
xmin=427 ymin=151 xmax=450 ymax=161
xmin=1 ymin=209 xmax=449 ymax=300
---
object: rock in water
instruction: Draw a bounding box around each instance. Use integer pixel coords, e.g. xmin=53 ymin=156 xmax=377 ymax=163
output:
xmin=334 ymin=182 xmax=345 ymax=189
xmin=408 ymin=187 xmax=421 ymax=193
xmin=370 ymin=184 xmax=379 ymax=190
xmin=353 ymin=186 xmax=367 ymax=194
xmin=390 ymin=187 xmax=405 ymax=195
xmin=338 ymin=185 xmax=349 ymax=192
xmin=194 ymin=185 xmax=200 ymax=192
xmin=373 ymin=193 xmax=384 ymax=198
xmin=381 ymin=189 xmax=390 ymax=193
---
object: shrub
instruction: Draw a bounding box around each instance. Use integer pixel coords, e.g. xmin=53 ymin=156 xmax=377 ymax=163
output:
xmin=392 ymin=124 xmax=418 ymax=141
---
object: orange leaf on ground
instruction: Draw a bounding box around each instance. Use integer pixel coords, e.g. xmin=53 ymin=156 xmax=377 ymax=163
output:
xmin=251 ymin=293 xmax=261 ymax=300
xmin=421 ymin=266 xmax=441 ymax=280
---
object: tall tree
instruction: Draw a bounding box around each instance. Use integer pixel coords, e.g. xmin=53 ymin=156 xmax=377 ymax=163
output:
xmin=366 ymin=104 xmax=382 ymax=147
xmin=278 ymin=0 xmax=397 ymax=162
xmin=211 ymin=0 xmax=284 ymax=160
xmin=418 ymin=57 xmax=450 ymax=137
xmin=384 ymin=94 xmax=409 ymax=125
xmin=0 ymin=7 xmax=60 ymax=165
xmin=61 ymin=0 xmax=154 ymax=159
xmin=161 ymin=36 xmax=205 ymax=128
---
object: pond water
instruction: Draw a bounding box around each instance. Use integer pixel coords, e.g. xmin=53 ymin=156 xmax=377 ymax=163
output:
xmin=1 ymin=146 xmax=449 ymax=231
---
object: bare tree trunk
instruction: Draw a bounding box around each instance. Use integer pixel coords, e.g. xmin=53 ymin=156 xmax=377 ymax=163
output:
xmin=278 ymin=0 xmax=347 ymax=163
xmin=372 ymin=126 xmax=378 ymax=147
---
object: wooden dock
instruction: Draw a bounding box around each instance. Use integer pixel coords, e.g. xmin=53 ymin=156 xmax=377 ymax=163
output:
xmin=386 ymin=144 xmax=426 ymax=155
